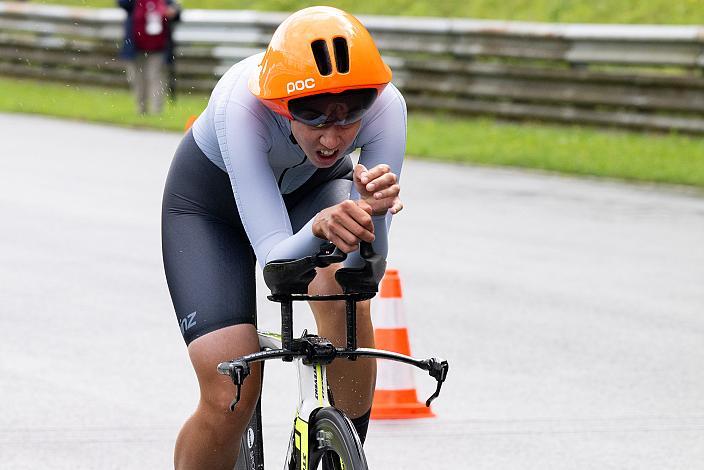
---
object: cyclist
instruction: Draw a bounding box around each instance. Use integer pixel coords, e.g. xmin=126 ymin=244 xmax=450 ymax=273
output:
xmin=161 ymin=6 xmax=406 ymax=469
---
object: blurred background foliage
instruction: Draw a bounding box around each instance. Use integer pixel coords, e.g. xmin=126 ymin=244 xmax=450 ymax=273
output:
xmin=36 ymin=0 xmax=704 ymax=24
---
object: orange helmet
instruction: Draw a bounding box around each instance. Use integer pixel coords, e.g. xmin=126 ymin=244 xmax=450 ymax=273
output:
xmin=249 ymin=6 xmax=392 ymax=124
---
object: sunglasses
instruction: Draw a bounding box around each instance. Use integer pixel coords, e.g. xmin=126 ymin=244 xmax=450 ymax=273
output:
xmin=288 ymin=88 xmax=381 ymax=128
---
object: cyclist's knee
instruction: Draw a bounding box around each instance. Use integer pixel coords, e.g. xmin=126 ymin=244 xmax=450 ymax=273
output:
xmin=186 ymin=324 xmax=261 ymax=432
xmin=198 ymin=371 xmax=261 ymax=430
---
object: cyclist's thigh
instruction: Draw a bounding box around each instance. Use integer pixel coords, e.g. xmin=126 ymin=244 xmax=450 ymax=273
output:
xmin=162 ymin=129 xmax=257 ymax=347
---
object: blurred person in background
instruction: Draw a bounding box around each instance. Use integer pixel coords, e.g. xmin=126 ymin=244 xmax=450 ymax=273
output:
xmin=118 ymin=0 xmax=181 ymax=114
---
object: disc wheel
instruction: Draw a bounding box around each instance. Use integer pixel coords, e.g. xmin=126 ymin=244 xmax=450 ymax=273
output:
xmin=309 ymin=407 xmax=368 ymax=470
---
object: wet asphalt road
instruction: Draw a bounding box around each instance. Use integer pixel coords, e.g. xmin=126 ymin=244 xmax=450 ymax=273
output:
xmin=1 ymin=114 xmax=703 ymax=469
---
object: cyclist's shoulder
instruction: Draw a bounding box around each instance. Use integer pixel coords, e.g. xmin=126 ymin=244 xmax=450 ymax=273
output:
xmin=364 ymin=83 xmax=406 ymax=123
xmin=381 ymin=82 xmax=405 ymax=102
xmin=199 ymin=54 xmax=281 ymax=130
xmin=207 ymin=54 xmax=268 ymax=114
xmin=355 ymin=84 xmax=407 ymax=145
xmin=382 ymin=82 xmax=406 ymax=105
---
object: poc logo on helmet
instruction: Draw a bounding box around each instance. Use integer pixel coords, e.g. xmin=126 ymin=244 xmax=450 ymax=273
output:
xmin=287 ymin=78 xmax=315 ymax=95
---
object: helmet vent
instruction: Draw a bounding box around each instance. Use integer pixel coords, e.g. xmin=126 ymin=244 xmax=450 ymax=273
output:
xmin=311 ymin=39 xmax=333 ymax=76
xmin=332 ymin=37 xmax=350 ymax=73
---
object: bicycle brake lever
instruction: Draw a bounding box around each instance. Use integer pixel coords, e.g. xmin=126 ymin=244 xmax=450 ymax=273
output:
xmin=217 ymin=360 xmax=251 ymax=412
xmin=424 ymin=358 xmax=449 ymax=407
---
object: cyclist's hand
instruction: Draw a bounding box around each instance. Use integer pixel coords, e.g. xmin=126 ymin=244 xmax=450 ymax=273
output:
xmin=354 ymin=163 xmax=403 ymax=215
xmin=312 ymin=200 xmax=375 ymax=253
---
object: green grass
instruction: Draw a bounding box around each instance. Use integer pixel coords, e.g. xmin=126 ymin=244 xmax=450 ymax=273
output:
xmin=36 ymin=0 xmax=704 ymax=24
xmin=407 ymin=114 xmax=704 ymax=188
xmin=0 ymin=77 xmax=209 ymax=131
xmin=2 ymin=76 xmax=703 ymax=188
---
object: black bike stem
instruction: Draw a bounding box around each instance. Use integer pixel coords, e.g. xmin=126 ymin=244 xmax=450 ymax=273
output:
xmin=345 ymin=298 xmax=357 ymax=353
xmin=281 ymin=299 xmax=294 ymax=360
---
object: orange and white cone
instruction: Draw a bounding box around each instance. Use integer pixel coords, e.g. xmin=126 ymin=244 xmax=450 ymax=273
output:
xmin=371 ymin=269 xmax=435 ymax=419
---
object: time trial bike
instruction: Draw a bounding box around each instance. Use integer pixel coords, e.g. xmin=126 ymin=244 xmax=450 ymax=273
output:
xmin=218 ymin=242 xmax=449 ymax=470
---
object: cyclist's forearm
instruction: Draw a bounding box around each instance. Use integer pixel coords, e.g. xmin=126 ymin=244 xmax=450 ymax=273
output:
xmin=264 ymin=218 xmax=327 ymax=264
xmin=265 ymin=209 xmax=389 ymax=265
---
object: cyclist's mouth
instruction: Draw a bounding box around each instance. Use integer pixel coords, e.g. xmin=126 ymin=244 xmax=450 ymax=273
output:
xmin=316 ymin=148 xmax=338 ymax=161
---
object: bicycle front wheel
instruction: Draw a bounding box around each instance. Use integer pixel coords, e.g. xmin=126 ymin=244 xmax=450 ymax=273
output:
xmin=309 ymin=407 xmax=368 ymax=470
xmin=234 ymin=394 xmax=264 ymax=470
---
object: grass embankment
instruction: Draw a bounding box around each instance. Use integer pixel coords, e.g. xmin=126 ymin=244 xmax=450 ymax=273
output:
xmin=3 ymin=76 xmax=703 ymax=188
xmin=0 ymin=78 xmax=209 ymax=131
xmin=36 ymin=0 xmax=704 ymax=24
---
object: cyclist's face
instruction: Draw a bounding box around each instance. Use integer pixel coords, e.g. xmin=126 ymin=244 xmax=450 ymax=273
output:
xmin=291 ymin=120 xmax=362 ymax=168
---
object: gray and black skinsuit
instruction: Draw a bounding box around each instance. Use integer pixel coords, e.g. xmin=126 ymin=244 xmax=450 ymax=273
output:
xmin=162 ymin=53 xmax=406 ymax=346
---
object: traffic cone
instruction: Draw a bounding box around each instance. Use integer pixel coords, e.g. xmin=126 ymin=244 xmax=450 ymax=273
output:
xmin=184 ymin=114 xmax=198 ymax=132
xmin=371 ymin=269 xmax=435 ymax=419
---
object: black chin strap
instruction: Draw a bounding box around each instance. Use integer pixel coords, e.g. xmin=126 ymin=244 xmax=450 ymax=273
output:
xmin=289 ymin=132 xmax=298 ymax=145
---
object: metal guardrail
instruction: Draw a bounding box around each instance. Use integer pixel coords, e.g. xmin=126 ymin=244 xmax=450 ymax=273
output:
xmin=1 ymin=2 xmax=704 ymax=133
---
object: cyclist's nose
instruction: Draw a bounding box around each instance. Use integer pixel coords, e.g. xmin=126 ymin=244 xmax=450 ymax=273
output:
xmin=319 ymin=128 xmax=342 ymax=149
